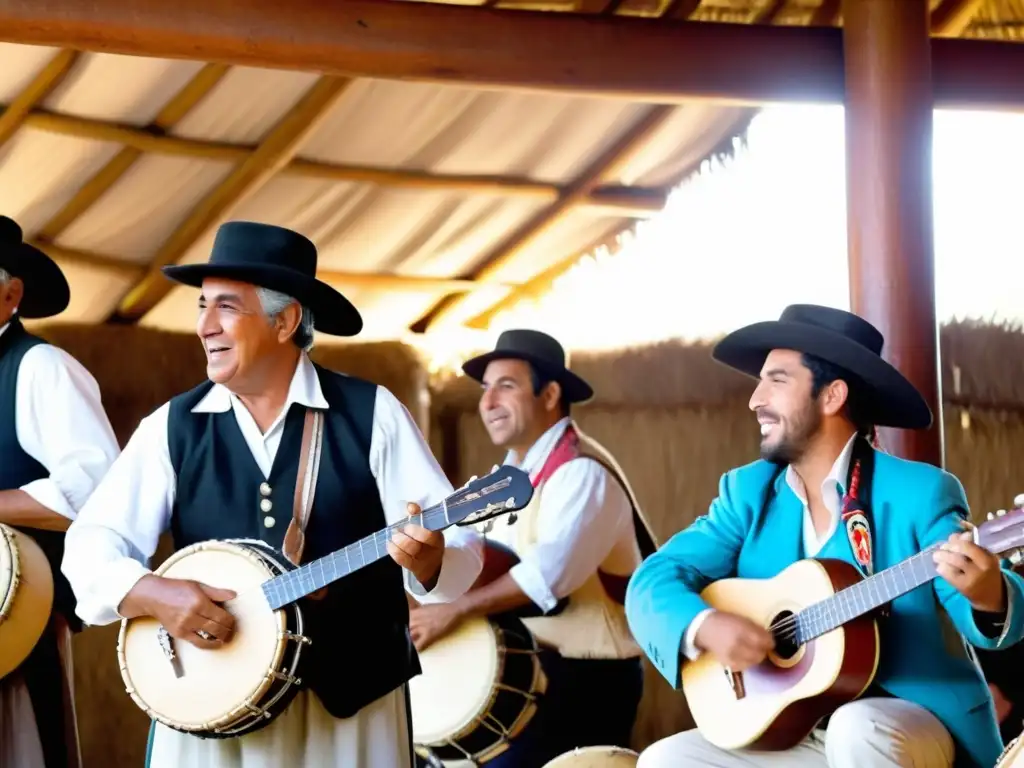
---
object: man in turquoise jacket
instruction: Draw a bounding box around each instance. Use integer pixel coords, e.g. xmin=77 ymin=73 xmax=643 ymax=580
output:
xmin=626 ymin=304 xmax=1024 ymax=768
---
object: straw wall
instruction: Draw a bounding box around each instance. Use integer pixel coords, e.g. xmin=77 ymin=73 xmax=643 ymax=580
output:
xmin=21 ymin=320 xmax=1024 ymax=765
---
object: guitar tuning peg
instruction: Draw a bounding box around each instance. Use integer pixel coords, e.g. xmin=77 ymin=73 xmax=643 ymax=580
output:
xmin=988 ymin=511 xmax=996 ymax=521
xmin=998 ymin=509 xmax=1008 ymax=517
xmin=505 ymin=497 xmax=516 ymax=508
xmin=1011 ymin=550 xmax=1024 ymax=566
xmin=491 ymin=464 xmax=499 ymax=473
xmin=1015 ymin=493 xmax=1024 ymax=508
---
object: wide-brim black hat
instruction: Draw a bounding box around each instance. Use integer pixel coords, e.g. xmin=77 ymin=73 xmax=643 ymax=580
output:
xmin=712 ymin=304 xmax=932 ymax=430
xmin=162 ymin=221 xmax=362 ymax=337
xmin=462 ymin=329 xmax=593 ymax=403
xmin=0 ymin=216 xmax=70 ymax=319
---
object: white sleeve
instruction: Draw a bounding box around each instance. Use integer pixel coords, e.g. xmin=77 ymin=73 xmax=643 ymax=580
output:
xmin=508 ymin=459 xmax=630 ymax=613
xmin=681 ymin=608 xmax=714 ymax=660
xmin=368 ymin=385 xmax=483 ymax=604
xmin=15 ymin=344 xmax=120 ymax=519
xmin=60 ymin=402 xmax=176 ymax=626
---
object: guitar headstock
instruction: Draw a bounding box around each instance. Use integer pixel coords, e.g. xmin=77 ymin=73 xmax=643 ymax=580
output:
xmin=441 ymin=465 xmax=534 ymax=528
xmin=977 ymin=496 xmax=1024 ymax=565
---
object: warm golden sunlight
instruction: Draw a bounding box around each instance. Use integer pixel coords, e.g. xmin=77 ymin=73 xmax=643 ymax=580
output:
xmin=416 ymin=104 xmax=1024 ymax=375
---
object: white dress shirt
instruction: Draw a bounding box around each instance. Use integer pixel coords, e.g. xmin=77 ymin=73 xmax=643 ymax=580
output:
xmin=0 ymin=321 xmax=120 ymax=520
xmin=488 ymin=417 xmax=635 ymax=613
xmin=62 ymin=352 xmax=483 ymax=627
xmin=0 ymin=319 xmax=119 ymax=768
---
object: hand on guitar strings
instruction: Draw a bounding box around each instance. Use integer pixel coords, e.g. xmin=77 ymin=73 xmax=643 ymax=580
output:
xmin=933 ymin=530 xmax=1007 ymax=615
xmin=118 ymin=574 xmax=237 ymax=649
xmin=388 ymin=501 xmax=446 ymax=592
xmin=693 ymin=611 xmax=776 ymax=672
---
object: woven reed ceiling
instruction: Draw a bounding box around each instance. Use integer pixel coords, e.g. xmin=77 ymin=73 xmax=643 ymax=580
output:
xmin=0 ymin=0 xmax=1019 ymax=342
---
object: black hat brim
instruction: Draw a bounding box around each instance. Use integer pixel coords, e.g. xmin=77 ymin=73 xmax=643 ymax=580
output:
xmin=0 ymin=243 xmax=70 ymax=319
xmin=161 ymin=263 xmax=362 ymax=337
xmin=462 ymin=350 xmax=594 ymax=404
xmin=712 ymin=320 xmax=932 ymax=430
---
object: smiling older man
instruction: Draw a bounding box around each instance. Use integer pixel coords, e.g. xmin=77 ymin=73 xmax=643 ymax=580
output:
xmin=61 ymin=220 xmax=483 ymax=768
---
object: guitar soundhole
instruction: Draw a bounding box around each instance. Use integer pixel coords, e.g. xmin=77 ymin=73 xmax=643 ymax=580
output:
xmin=770 ymin=610 xmax=800 ymax=660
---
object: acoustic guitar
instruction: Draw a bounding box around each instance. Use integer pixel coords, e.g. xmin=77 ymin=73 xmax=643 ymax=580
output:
xmin=682 ymin=504 xmax=1024 ymax=751
xmin=117 ymin=465 xmax=533 ymax=738
xmin=997 ymin=735 xmax=1024 ymax=768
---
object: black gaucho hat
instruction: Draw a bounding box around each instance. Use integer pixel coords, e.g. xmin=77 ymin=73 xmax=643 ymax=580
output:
xmin=0 ymin=216 xmax=70 ymax=319
xmin=462 ymin=329 xmax=593 ymax=403
xmin=712 ymin=304 xmax=931 ymax=430
xmin=162 ymin=221 xmax=362 ymax=336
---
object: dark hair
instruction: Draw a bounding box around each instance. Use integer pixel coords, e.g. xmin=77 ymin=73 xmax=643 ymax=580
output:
xmin=526 ymin=362 xmax=571 ymax=418
xmin=801 ymin=352 xmax=876 ymax=444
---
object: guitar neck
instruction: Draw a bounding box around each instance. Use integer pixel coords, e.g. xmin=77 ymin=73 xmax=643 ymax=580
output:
xmin=794 ymin=544 xmax=941 ymax=644
xmin=260 ymin=498 xmax=455 ymax=611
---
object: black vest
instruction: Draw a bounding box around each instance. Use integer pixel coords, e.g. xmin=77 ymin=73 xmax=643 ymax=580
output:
xmin=167 ymin=365 xmax=419 ymax=719
xmin=0 ymin=317 xmax=80 ymax=631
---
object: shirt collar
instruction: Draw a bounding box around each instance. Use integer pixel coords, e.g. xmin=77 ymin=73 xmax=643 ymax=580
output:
xmin=192 ymin=352 xmax=329 ymax=414
xmin=0 ymin=322 xmax=7 ymax=339
xmin=785 ymin=431 xmax=859 ymax=506
xmin=504 ymin=416 xmax=572 ymax=475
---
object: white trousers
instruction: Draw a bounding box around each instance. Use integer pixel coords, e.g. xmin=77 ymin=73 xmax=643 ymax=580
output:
xmin=637 ymin=698 xmax=955 ymax=768
xmin=148 ymin=687 xmax=412 ymax=768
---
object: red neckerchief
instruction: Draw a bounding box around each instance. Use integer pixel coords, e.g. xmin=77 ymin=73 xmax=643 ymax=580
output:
xmin=530 ymin=423 xmax=581 ymax=488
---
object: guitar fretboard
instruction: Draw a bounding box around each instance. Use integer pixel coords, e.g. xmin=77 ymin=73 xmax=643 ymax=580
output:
xmin=791 ymin=544 xmax=941 ymax=644
xmin=260 ymin=488 xmax=491 ymax=611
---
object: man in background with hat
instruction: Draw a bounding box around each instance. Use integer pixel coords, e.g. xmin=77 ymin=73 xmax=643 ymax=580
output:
xmin=626 ymin=304 xmax=1024 ymax=768
xmin=61 ymin=220 xmax=483 ymax=767
xmin=409 ymin=329 xmax=658 ymax=765
xmin=0 ymin=215 xmax=120 ymax=768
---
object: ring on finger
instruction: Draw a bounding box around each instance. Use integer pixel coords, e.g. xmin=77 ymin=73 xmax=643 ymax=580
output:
xmin=196 ymin=629 xmax=215 ymax=641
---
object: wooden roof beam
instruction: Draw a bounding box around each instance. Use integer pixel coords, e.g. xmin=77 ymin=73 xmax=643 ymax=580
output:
xmin=34 ymin=62 xmax=230 ymax=242
xmin=1 ymin=0 xmax=1023 ymax=109
xmin=28 ymin=241 xmax=513 ymax=295
xmin=113 ymin=76 xmax=353 ymax=321
xmin=0 ymin=48 xmax=78 ymax=150
xmin=16 ymin=110 xmax=667 ymax=216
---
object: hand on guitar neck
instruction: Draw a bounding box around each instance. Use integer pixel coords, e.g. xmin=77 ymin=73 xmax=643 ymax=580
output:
xmin=693 ymin=612 xmax=776 ymax=672
xmin=118 ymin=574 xmax=237 ymax=650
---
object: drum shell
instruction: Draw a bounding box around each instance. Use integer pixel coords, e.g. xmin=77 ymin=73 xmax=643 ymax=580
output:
xmin=0 ymin=523 xmax=55 ymax=680
xmin=414 ymin=613 xmax=546 ymax=764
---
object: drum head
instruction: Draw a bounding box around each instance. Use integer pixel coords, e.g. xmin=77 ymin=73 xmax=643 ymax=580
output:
xmin=542 ymin=746 xmax=640 ymax=767
xmin=409 ymin=616 xmax=500 ymax=745
xmin=119 ymin=541 xmax=286 ymax=731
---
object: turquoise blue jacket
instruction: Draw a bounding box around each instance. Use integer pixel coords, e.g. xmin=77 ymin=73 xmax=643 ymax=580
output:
xmin=625 ymin=451 xmax=1024 ymax=768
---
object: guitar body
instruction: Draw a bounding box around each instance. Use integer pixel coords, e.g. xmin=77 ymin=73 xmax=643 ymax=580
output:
xmin=996 ymin=735 xmax=1024 ymax=768
xmin=681 ymin=558 xmax=880 ymax=751
xmin=118 ymin=539 xmax=309 ymax=738
xmin=0 ymin=523 xmax=54 ymax=680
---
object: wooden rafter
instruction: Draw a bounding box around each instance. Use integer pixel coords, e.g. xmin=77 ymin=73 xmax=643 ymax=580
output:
xmin=0 ymin=0 xmax=1020 ymax=108
xmin=0 ymin=48 xmax=78 ymax=150
xmin=461 ymin=0 xmax=980 ymax=332
xmin=114 ymin=76 xmax=353 ymax=321
xmin=441 ymin=0 xmax=794 ymax=333
xmin=35 ymin=63 xmax=230 ymax=242
xmin=411 ymin=104 xmax=679 ymax=333
xmin=13 ymin=109 xmax=667 ymax=216
xmin=31 ymin=241 xmax=513 ymax=295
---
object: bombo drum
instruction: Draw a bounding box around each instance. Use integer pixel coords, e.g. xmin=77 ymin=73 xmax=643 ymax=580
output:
xmin=410 ymin=613 xmax=546 ymax=764
xmin=542 ymin=745 xmax=640 ymax=767
xmin=0 ymin=523 xmax=54 ymax=680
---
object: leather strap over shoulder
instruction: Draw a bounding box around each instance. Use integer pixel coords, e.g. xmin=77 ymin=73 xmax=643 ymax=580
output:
xmin=283 ymin=408 xmax=324 ymax=566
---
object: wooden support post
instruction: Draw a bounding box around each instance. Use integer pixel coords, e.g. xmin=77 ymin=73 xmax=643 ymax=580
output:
xmin=843 ymin=0 xmax=943 ymax=467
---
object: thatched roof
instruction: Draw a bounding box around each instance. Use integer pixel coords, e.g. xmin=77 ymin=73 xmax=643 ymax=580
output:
xmin=1 ymin=0 xmax=1020 ymax=342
